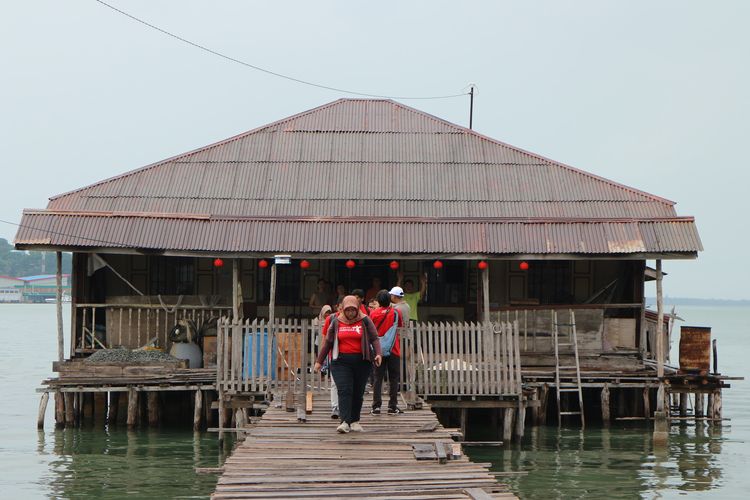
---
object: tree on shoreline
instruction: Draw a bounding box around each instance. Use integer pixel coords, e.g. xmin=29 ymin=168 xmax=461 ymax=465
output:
xmin=0 ymin=238 xmax=71 ymax=277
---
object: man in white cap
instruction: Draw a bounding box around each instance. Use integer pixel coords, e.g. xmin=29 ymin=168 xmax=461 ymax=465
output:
xmin=389 ymin=286 xmax=411 ymax=325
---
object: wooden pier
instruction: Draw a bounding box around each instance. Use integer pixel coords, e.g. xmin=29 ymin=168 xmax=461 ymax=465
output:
xmin=212 ymin=391 xmax=516 ymax=499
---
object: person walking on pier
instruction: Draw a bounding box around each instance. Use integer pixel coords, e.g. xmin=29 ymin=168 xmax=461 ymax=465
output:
xmin=314 ymin=295 xmax=382 ymax=433
xmin=370 ymin=290 xmax=404 ymax=415
xmin=316 ymin=305 xmax=339 ymax=419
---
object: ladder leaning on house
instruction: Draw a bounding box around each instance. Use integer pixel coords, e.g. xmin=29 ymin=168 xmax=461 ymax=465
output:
xmin=553 ymin=309 xmax=585 ymax=427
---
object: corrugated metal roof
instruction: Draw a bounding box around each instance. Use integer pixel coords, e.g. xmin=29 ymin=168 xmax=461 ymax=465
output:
xmin=15 ymin=212 xmax=702 ymax=255
xmin=16 ymin=99 xmax=701 ymax=256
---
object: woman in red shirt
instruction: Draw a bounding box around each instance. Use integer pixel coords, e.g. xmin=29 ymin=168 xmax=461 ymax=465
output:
xmin=315 ymin=295 xmax=382 ymax=433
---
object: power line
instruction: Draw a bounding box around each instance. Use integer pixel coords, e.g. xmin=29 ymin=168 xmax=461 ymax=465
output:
xmin=93 ymin=0 xmax=468 ymax=101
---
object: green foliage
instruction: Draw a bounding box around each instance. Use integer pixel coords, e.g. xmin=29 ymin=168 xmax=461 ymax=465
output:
xmin=0 ymin=238 xmax=72 ymax=277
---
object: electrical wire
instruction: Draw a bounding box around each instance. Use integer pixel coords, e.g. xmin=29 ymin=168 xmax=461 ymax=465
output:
xmin=93 ymin=0 xmax=468 ymax=101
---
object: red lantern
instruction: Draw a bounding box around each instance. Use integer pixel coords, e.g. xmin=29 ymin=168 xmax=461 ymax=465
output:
xmin=300 ymin=259 xmax=310 ymax=269
xmin=433 ymin=260 xmax=443 ymax=270
xmin=478 ymin=260 xmax=488 ymax=270
xmin=389 ymin=260 xmax=400 ymax=270
xmin=519 ymin=261 xmax=529 ymax=271
xmin=345 ymin=259 xmax=356 ymax=269
xmin=258 ymin=259 xmax=269 ymax=269
xmin=213 ymin=258 xmax=224 ymax=268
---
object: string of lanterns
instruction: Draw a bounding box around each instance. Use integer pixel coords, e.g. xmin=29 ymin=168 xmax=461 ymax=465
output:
xmin=218 ymin=257 xmax=531 ymax=271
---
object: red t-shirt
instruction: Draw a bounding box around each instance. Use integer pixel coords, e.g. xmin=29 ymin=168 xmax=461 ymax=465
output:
xmin=337 ymin=320 xmax=365 ymax=354
xmin=369 ymin=306 xmax=403 ymax=357
xmin=360 ymin=304 xmax=369 ymax=316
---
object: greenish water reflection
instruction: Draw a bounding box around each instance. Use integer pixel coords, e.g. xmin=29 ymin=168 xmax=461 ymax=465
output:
xmin=466 ymin=423 xmax=727 ymax=499
xmin=38 ymin=428 xmax=231 ymax=499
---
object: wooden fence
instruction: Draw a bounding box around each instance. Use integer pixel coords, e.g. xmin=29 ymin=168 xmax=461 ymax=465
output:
xmin=216 ymin=318 xmax=523 ymax=398
xmin=75 ymin=303 xmax=231 ymax=353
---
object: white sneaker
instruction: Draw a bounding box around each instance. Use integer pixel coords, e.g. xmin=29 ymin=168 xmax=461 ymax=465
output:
xmin=349 ymin=422 xmax=363 ymax=432
xmin=336 ymin=422 xmax=350 ymax=433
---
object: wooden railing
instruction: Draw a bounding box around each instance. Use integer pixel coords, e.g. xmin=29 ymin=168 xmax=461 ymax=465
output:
xmin=74 ymin=303 xmax=232 ymax=353
xmin=216 ymin=318 xmax=523 ymax=398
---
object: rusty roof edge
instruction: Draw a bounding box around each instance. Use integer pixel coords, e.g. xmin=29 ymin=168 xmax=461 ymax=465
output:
xmin=21 ymin=209 xmax=696 ymax=225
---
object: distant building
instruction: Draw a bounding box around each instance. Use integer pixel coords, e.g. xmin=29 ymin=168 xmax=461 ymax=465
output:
xmin=18 ymin=274 xmax=70 ymax=302
xmin=0 ymin=275 xmax=24 ymax=302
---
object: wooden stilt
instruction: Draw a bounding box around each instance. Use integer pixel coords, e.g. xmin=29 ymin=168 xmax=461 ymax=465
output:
xmin=205 ymin=391 xmax=215 ymax=427
xmin=83 ymin=393 xmax=94 ymax=424
xmin=695 ymin=393 xmax=704 ymax=419
xmin=653 ymin=385 xmax=668 ymax=446
xmin=55 ymin=392 xmax=65 ymax=428
xmin=515 ymin=402 xmax=526 ymax=439
xmin=679 ymin=393 xmax=688 ymax=417
xmin=218 ymin=391 xmax=226 ymax=445
xmin=643 ymin=387 xmax=651 ymax=419
xmin=127 ymin=388 xmax=139 ymax=428
xmin=601 ymin=384 xmax=611 ymax=426
xmin=64 ymin=393 xmax=74 ymax=427
xmin=537 ymin=384 xmax=549 ymax=425
xmin=94 ymin=393 xmax=107 ymax=427
xmin=460 ymin=408 xmax=468 ymax=441
xmin=502 ymin=408 xmax=514 ymax=443
xmin=147 ymin=392 xmax=160 ymax=427
xmin=710 ymin=389 xmax=722 ymax=424
xmin=108 ymin=392 xmax=120 ymax=426
xmin=37 ymin=392 xmax=49 ymax=429
xmin=194 ymin=390 xmax=203 ymax=431
xmin=73 ymin=392 xmax=81 ymax=425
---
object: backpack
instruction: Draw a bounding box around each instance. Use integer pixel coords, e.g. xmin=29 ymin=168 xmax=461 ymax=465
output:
xmin=376 ymin=308 xmax=400 ymax=357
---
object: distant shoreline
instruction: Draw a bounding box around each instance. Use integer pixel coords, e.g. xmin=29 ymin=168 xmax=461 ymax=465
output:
xmin=646 ymin=297 xmax=750 ymax=307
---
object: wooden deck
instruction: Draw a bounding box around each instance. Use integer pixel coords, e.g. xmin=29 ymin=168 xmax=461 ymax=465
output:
xmin=212 ymin=391 xmax=516 ymax=499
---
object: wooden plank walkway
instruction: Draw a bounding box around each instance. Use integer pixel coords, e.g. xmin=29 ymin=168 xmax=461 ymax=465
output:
xmin=212 ymin=391 xmax=517 ymax=499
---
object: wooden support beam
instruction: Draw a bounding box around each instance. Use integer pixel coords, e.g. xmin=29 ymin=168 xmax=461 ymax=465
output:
xmin=643 ymin=387 xmax=651 ymax=419
xmin=194 ymin=390 xmax=203 ymax=431
xmin=126 ymin=388 xmax=138 ymax=428
xmin=679 ymin=393 xmax=688 ymax=418
xmin=305 ymin=391 xmax=313 ymax=414
xmin=601 ymin=384 xmax=610 ymax=426
xmin=482 ymin=266 xmax=490 ymax=324
xmin=37 ymin=392 xmax=49 ymax=429
xmin=56 ymin=252 xmax=64 ymax=362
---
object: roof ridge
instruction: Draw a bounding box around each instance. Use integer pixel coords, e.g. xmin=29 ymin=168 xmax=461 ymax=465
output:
xmin=49 ymin=98 xmax=675 ymax=207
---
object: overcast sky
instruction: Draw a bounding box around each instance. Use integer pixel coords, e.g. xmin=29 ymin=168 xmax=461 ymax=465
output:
xmin=1 ymin=1 xmax=748 ymax=299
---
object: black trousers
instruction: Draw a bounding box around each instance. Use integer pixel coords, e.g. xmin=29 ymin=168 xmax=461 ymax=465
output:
xmin=331 ymin=353 xmax=372 ymax=424
xmin=372 ymin=354 xmax=400 ymax=410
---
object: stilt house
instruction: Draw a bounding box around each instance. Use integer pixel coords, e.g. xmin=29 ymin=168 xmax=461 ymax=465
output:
xmin=15 ymin=99 xmax=705 ymax=430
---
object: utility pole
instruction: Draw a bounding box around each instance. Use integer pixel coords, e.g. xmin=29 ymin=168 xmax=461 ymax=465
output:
xmin=469 ymin=85 xmax=475 ymax=130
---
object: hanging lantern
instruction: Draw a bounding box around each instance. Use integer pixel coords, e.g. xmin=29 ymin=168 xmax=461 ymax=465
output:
xmin=258 ymin=259 xmax=269 ymax=269
xmin=213 ymin=258 xmax=224 ymax=268
xmin=519 ymin=261 xmax=530 ymax=271
xmin=345 ymin=259 xmax=356 ymax=269
xmin=389 ymin=260 xmax=400 ymax=270
xmin=433 ymin=260 xmax=443 ymax=269
xmin=300 ymin=259 xmax=310 ymax=269
xmin=478 ymin=260 xmax=488 ymax=270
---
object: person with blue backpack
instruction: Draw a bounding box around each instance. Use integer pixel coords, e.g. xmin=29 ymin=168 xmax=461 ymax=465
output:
xmin=370 ymin=289 xmax=405 ymax=415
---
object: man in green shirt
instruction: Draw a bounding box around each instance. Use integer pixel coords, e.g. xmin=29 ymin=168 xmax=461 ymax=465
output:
xmin=397 ymin=271 xmax=427 ymax=322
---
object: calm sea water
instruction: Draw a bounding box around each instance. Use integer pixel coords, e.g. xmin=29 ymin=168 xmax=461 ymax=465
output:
xmin=0 ymin=304 xmax=747 ymax=499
